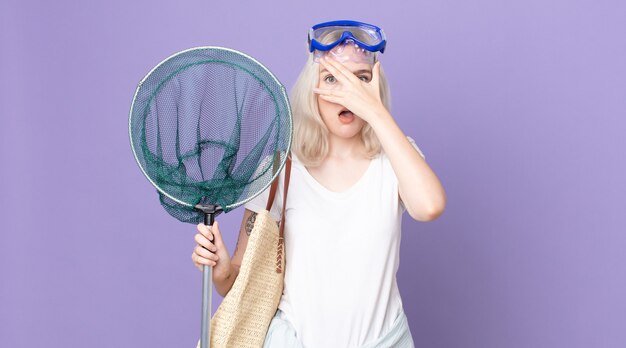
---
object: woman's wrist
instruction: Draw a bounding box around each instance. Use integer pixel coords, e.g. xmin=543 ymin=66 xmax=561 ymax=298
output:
xmin=364 ymin=105 xmax=393 ymax=129
xmin=214 ymin=265 xmax=239 ymax=297
xmin=214 ymin=265 xmax=233 ymax=283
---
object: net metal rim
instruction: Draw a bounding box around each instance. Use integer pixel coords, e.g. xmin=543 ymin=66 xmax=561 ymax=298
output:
xmin=128 ymin=46 xmax=292 ymax=210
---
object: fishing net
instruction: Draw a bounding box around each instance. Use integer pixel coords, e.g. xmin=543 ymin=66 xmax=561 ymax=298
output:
xmin=129 ymin=47 xmax=292 ymax=348
xmin=129 ymin=47 xmax=292 ymax=224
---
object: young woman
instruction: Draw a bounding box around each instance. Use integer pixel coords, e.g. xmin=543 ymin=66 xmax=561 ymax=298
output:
xmin=191 ymin=20 xmax=446 ymax=347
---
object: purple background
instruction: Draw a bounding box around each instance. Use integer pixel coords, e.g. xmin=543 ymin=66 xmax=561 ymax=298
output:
xmin=1 ymin=0 xmax=625 ymax=347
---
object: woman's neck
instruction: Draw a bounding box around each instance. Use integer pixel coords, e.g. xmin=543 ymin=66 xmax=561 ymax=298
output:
xmin=326 ymin=134 xmax=366 ymax=159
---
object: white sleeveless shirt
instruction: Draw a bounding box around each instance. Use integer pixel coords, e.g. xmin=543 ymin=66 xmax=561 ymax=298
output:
xmin=244 ymin=138 xmax=424 ymax=347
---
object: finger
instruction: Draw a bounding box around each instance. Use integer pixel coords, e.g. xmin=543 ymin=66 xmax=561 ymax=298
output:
xmin=318 ymin=94 xmax=344 ymax=105
xmin=192 ymin=252 xmax=216 ymax=267
xmin=312 ymin=87 xmax=332 ymax=96
xmin=325 ymin=56 xmax=357 ymax=80
xmin=320 ymin=57 xmax=354 ymax=84
xmin=194 ymin=233 xmax=216 ymax=252
xmin=192 ymin=252 xmax=202 ymax=269
xmin=321 ymin=57 xmax=354 ymax=84
xmin=313 ymin=88 xmax=346 ymax=98
xmin=195 ymin=245 xmax=219 ymax=261
xmin=196 ymin=223 xmax=214 ymax=242
xmin=193 ymin=251 xmax=219 ymax=266
xmin=195 ymin=256 xmax=217 ymax=270
xmin=371 ymin=61 xmax=381 ymax=86
xmin=210 ymin=221 xmax=226 ymax=248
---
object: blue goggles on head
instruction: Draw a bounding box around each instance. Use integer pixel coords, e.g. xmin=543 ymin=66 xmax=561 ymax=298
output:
xmin=308 ymin=20 xmax=387 ymax=54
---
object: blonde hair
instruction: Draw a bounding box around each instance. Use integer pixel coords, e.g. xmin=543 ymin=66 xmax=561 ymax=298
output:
xmin=290 ymin=47 xmax=392 ymax=167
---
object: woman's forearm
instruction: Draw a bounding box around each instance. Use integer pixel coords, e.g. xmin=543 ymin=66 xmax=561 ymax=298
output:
xmin=214 ymin=264 xmax=240 ymax=297
xmin=368 ymin=108 xmax=447 ymax=221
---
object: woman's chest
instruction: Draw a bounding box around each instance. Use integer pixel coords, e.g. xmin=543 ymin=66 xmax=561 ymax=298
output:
xmin=304 ymin=157 xmax=372 ymax=193
xmin=282 ymin=165 xmax=402 ymax=251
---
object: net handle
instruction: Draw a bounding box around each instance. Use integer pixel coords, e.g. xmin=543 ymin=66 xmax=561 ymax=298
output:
xmin=198 ymin=205 xmax=222 ymax=348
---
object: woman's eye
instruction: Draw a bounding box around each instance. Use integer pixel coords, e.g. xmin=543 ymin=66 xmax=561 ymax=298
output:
xmin=324 ymin=75 xmax=337 ymax=84
xmin=358 ymin=75 xmax=371 ymax=82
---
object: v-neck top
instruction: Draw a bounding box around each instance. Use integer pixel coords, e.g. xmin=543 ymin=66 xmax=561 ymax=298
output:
xmin=299 ymin=156 xmax=376 ymax=199
xmin=244 ymin=137 xmax=425 ymax=347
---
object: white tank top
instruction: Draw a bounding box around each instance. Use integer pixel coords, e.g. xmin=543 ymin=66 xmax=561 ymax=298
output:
xmin=244 ymin=139 xmax=424 ymax=347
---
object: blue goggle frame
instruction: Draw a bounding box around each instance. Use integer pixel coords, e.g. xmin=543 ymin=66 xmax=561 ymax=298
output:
xmin=308 ymin=20 xmax=387 ymax=54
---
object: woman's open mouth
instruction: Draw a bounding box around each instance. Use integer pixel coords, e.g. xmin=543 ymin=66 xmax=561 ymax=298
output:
xmin=338 ymin=109 xmax=355 ymax=124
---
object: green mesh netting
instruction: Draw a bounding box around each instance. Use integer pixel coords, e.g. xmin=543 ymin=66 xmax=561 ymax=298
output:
xmin=129 ymin=47 xmax=292 ymax=224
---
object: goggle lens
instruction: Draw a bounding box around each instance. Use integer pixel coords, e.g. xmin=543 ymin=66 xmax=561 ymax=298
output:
xmin=313 ymin=40 xmax=376 ymax=64
xmin=311 ymin=26 xmax=382 ymax=46
xmin=308 ymin=20 xmax=387 ymax=54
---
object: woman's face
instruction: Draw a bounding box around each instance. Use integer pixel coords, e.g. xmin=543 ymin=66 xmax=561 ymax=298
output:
xmin=316 ymin=44 xmax=373 ymax=140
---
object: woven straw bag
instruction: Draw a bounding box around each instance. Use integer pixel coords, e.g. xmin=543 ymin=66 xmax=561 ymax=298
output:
xmin=197 ymin=157 xmax=291 ymax=348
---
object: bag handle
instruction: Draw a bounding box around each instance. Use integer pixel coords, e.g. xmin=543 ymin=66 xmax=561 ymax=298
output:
xmin=265 ymin=152 xmax=292 ymax=274
xmin=266 ymin=154 xmax=280 ymax=211
xmin=266 ymin=153 xmax=292 ymax=218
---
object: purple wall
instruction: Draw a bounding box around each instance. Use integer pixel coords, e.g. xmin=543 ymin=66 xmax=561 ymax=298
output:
xmin=1 ymin=0 xmax=625 ymax=347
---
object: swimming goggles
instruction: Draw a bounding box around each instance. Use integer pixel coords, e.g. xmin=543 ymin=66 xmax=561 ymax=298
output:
xmin=308 ymin=20 xmax=387 ymax=54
